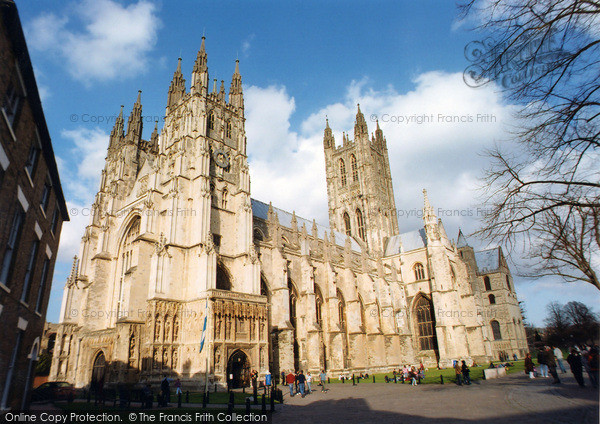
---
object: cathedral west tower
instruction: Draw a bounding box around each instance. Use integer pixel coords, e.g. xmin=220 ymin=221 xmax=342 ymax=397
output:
xmin=323 ymin=106 xmax=399 ymax=253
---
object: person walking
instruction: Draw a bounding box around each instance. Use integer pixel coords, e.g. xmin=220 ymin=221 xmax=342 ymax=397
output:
xmin=546 ymin=346 xmax=561 ymax=384
xmin=553 ymin=346 xmax=566 ymax=373
xmin=537 ymin=349 xmax=549 ymax=378
xmin=306 ymin=372 xmax=312 ymax=394
xmin=320 ymin=370 xmax=328 ymax=392
xmin=567 ymin=349 xmax=585 ymax=387
xmin=454 ymin=361 xmax=463 ymax=386
xmin=286 ymin=371 xmax=296 ymax=397
xmin=297 ymin=370 xmax=306 ymax=398
xmin=461 ymin=360 xmax=471 ymax=385
xmin=524 ymin=353 xmax=535 ymax=379
xmin=174 ymin=378 xmax=182 ymax=397
xmin=160 ymin=375 xmax=172 ymax=406
xmin=588 ymin=346 xmax=599 ymax=389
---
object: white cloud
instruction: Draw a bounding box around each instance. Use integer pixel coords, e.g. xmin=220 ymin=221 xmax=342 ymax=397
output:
xmin=55 ymin=127 xmax=109 ymax=263
xmin=241 ymin=34 xmax=255 ymax=58
xmin=247 ymin=72 xmax=516 ymax=240
xmin=26 ymin=0 xmax=160 ymax=84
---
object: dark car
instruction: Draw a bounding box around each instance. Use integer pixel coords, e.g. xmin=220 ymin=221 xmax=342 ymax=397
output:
xmin=31 ymin=381 xmax=76 ymax=402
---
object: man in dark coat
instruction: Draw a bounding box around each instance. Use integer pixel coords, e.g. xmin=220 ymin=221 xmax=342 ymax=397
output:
xmin=567 ymin=349 xmax=585 ymax=387
xmin=545 ymin=347 xmax=561 ymax=384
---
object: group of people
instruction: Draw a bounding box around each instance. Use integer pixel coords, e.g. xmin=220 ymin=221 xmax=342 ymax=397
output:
xmin=454 ymin=360 xmax=471 ymax=385
xmin=524 ymin=345 xmax=599 ymax=388
xmin=386 ymin=363 xmax=426 ymax=386
xmin=283 ymin=370 xmax=328 ymax=397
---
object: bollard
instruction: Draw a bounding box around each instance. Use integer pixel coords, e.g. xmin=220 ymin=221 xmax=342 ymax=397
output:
xmin=177 ymin=392 xmax=182 ymax=408
xmin=246 ymin=397 xmax=251 ymax=413
xmin=373 ymin=375 xmax=375 ymax=383
xmin=440 ymin=375 xmax=444 ymax=385
xmin=342 ymin=377 xmax=345 ymax=384
xmin=243 ymin=386 xmax=246 ymax=394
xmin=206 ymin=391 xmax=210 ymax=404
xmin=214 ymin=384 xmax=217 ymax=393
xmin=263 ymin=385 xmax=267 ymax=395
xmin=270 ymin=390 xmax=275 ymax=412
xmin=352 ymin=375 xmax=356 ymax=386
xmin=253 ymin=384 xmax=258 ymax=405
xmin=229 ymin=390 xmax=235 ymax=407
xmin=394 ymin=375 xmax=397 ymax=384
xmin=202 ymin=392 xmax=207 ymax=408
xmin=185 ymin=391 xmax=189 ymax=403
xmin=357 ymin=376 xmax=360 ymax=384
xmin=328 ymin=377 xmax=330 ymax=384
xmin=261 ymin=394 xmax=266 ymax=413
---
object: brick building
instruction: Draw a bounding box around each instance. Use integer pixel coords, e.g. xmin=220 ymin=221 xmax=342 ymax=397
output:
xmin=0 ymin=0 xmax=68 ymax=412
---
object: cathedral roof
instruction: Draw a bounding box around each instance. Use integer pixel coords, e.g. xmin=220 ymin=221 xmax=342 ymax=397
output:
xmin=384 ymin=229 xmax=427 ymax=256
xmin=251 ymin=199 xmax=361 ymax=252
xmin=474 ymin=247 xmax=501 ymax=273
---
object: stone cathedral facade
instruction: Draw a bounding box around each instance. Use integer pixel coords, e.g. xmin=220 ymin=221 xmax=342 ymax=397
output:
xmin=49 ymin=40 xmax=527 ymax=389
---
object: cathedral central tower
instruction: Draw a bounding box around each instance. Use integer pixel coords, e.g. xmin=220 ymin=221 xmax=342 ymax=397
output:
xmin=323 ymin=105 xmax=399 ymax=253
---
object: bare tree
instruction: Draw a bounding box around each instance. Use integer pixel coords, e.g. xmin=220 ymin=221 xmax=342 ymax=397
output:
xmin=460 ymin=0 xmax=600 ymax=289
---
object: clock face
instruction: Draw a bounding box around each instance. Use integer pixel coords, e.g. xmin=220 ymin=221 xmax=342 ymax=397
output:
xmin=213 ymin=148 xmax=230 ymax=169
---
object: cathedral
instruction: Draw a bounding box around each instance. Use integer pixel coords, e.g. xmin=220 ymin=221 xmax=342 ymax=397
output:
xmin=49 ymin=39 xmax=527 ymax=390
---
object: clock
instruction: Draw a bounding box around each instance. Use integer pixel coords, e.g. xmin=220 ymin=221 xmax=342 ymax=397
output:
xmin=213 ymin=148 xmax=230 ymax=169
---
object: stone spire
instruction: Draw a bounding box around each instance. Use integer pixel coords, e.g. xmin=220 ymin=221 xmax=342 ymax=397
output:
xmin=108 ymin=105 xmax=124 ymax=153
xmin=323 ymin=117 xmax=334 ymax=149
xmin=191 ymin=37 xmax=209 ymax=95
xmin=375 ymin=119 xmax=384 ymax=145
xmin=228 ymin=59 xmax=244 ymax=109
xmin=167 ymin=57 xmax=186 ymax=112
xmin=354 ymin=103 xmax=369 ymax=140
xmin=218 ymin=79 xmax=225 ymax=102
xmin=125 ymin=91 xmax=143 ymax=145
xmin=149 ymin=121 xmax=159 ymax=155
xmin=422 ymin=189 xmax=439 ymax=242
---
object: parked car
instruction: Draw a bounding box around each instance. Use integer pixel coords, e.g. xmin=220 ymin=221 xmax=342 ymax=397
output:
xmin=31 ymin=381 xmax=76 ymax=402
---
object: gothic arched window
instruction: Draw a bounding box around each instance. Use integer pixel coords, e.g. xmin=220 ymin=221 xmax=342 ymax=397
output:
xmin=221 ymin=188 xmax=228 ymax=209
xmin=117 ymin=217 xmax=140 ymax=316
xmin=491 ymin=320 xmax=502 ymax=340
xmin=415 ymin=296 xmax=436 ymax=351
xmin=216 ymin=262 xmax=232 ymax=290
xmin=337 ymin=289 xmax=346 ymax=329
xmin=315 ymin=285 xmax=324 ymax=327
xmin=339 ymin=159 xmax=347 ymax=187
xmin=414 ymin=263 xmax=425 ymax=281
xmin=343 ymin=212 xmax=351 ymax=236
xmin=207 ymin=111 xmax=215 ymax=131
xmin=484 ymin=276 xmax=491 ymax=291
xmin=225 ymin=120 xmax=232 ymax=138
xmin=488 ymin=294 xmax=496 ymax=304
xmin=351 ymin=154 xmax=358 ymax=182
xmin=356 ymin=208 xmax=366 ymax=241
xmin=288 ymin=279 xmax=298 ymax=329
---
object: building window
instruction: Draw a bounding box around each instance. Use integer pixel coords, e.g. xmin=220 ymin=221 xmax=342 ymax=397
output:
xmin=315 ymin=286 xmax=324 ymax=327
xmin=25 ymin=141 xmax=41 ymax=179
xmin=289 ymin=279 xmax=298 ymax=329
xmin=20 ymin=239 xmax=40 ymax=303
xmin=1 ymin=330 xmax=24 ymax=409
xmin=253 ymin=228 xmax=264 ymax=242
xmin=207 ymin=111 xmax=215 ymax=131
xmin=415 ymin=296 xmax=437 ymax=351
xmin=356 ymin=208 xmax=366 ymax=241
xmin=0 ymin=206 xmax=25 ymax=287
xmin=506 ymin=275 xmax=511 ymax=291
xmin=484 ymin=276 xmax=491 ymax=291
xmin=225 ymin=120 xmax=232 ymax=138
xmin=351 ymin=154 xmax=358 ymax=181
xmin=337 ymin=289 xmax=346 ymax=329
xmin=339 ymin=159 xmax=347 ymax=187
xmin=488 ymin=294 xmax=496 ymax=305
xmin=116 ymin=217 xmax=140 ymax=317
xmin=216 ymin=262 xmax=231 ymax=290
xmin=413 ymin=263 xmax=425 ymax=281
xmin=343 ymin=212 xmax=351 ymax=236
xmin=35 ymin=259 xmax=51 ymax=313
xmin=51 ymin=208 xmax=60 ymax=235
xmin=40 ymin=181 xmax=52 ymax=213
xmin=221 ymin=188 xmax=228 ymax=209
xmin=491 ymin=320 xmax=502 ymax=340
xmin=3 ymin=82 xmax=22 ymax=129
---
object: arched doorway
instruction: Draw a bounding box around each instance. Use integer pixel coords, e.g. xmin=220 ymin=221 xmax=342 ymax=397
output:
xmin=91 ymin=351 xmax=106 ymax=394
xmin=227 ymin=350 xmax=250 ymax=389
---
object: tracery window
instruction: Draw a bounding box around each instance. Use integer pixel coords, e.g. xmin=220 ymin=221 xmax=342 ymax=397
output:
xmin=339 ymin=159 xmax=347 ymax=187
xmin=343 ymin=212 xmax=351 ymax=236
xmin=351 ymin=154 xmax=358 ymax=182
xmin=356 ymin=208 xmax=366 ymax=241
xmin=415 ymin=296 xmax=436 ymax=351
xmin=414 ymin=263 xmax=425 ymax=281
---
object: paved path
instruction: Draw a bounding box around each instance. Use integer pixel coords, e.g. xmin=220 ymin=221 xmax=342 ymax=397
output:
xmin=273 ymin=372 xmax=599 ymax=424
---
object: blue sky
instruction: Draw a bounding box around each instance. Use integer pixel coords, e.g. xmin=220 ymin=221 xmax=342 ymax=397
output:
xmin=15 ymin=0 xmax=599 ymax=327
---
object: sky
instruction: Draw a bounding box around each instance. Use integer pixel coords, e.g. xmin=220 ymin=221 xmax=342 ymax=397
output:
xmin=15 ymin=0 xmax=599 ymax=327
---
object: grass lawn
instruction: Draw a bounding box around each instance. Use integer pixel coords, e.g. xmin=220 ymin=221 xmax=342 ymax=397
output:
xmin=318 ymin=360 xmax=528 ymax=385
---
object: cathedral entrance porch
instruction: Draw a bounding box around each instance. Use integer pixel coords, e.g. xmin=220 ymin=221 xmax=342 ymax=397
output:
xmin=227 ymin=350 xmax=250 ymax=389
